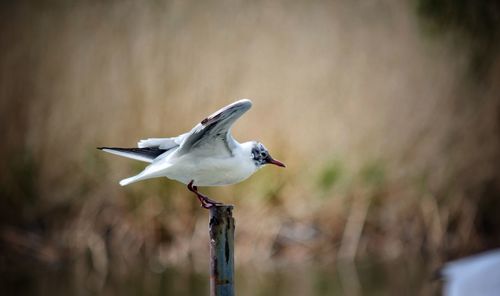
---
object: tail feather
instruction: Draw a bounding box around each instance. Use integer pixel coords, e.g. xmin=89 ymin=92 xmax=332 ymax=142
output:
xmin=119 ymin=171 xmax=160 ymax=186
xmin=119 ymin=176 xmax=139 ymax=186
xmin=98 ymin=146 xmax=171 ymax=186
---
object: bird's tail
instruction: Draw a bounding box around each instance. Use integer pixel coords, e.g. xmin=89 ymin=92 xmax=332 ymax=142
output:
xmin=119 ymin=176 xmax=140 ymax=186
xmin=119 ymin=170 xmax=160 ymax=186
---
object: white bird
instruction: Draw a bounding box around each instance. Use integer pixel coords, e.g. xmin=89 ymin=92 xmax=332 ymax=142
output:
xmin=440 ymin=249 xmax=500 ymax=296
xmin=98 ymin=99 xmax=285 ymax=208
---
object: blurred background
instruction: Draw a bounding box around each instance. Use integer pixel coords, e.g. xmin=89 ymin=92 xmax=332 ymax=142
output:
xmin=1 ymin=0 xmax=499 ymax=295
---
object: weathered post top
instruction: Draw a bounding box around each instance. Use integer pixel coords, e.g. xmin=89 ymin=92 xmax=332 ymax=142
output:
xmin=209 ymin=205 xmax=235 ymax=296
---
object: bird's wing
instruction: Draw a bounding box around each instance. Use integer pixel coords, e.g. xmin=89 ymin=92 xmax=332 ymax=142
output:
xmin=137 ymin=133 xmax=188 ymax=149
xmin=98 ymin=147 xmax=169 ymax=163
xmin=177 ymin=99 xmax=252 ymax=156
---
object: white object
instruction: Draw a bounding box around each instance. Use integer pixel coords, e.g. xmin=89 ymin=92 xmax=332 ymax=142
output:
xmin=441 ymin=249 xmax=500 ymax=296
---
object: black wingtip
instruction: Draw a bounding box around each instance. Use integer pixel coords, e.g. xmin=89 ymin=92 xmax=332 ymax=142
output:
xmin=97 ymin=147 xmax=105 ymax=150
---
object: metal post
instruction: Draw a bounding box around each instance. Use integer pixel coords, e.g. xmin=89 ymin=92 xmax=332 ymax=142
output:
xmin=209 ymin=205 xmax=235 ymax=296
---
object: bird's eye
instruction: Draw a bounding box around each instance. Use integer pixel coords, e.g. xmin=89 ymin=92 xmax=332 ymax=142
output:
xmin=261 ymin=152 xmax=267 ymax=157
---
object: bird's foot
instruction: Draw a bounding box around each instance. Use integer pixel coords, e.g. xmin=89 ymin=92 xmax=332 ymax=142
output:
xmin=187 ymin=180 xmax=223 ymax=209
xmin=197 ymin=194 xmax=223 ymax=209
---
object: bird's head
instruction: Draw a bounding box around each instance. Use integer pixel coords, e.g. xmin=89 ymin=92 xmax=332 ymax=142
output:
xmin=251 ymin=142 xmax=286 ymax=168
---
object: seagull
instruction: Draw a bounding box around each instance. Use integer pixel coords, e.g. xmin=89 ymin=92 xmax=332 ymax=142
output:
xmin=98 ymin=99 xmax=285 ymax=209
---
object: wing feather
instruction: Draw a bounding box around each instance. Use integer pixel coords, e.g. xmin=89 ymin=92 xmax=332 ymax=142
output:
xmin=177 ymin=99 xmax=252 ymax=155
xmin=138 ymin=133 xmax=187 ymax=149
xmin=98 ymin=147 xmax=168 ymax=163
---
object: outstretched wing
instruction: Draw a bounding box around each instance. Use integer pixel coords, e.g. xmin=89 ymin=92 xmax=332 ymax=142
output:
xmin=97 ymin=147 xmax=169 ymax=163
xmin=137 ymin=133 xmax=188 ymax=149
xmin=177 ymin=99 xmax=252 ymax=156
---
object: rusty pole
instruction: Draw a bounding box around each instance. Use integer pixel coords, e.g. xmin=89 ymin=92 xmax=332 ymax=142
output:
xmin=209 ymin=205 xmax=235 ymax=296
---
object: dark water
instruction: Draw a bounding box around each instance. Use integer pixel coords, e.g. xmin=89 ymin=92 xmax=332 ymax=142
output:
xmin=1 ymin=259 xmax=439 ymax=295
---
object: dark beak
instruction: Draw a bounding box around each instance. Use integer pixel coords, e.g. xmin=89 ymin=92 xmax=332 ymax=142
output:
xmin=266 ymin=156 xmax=286 ymax=168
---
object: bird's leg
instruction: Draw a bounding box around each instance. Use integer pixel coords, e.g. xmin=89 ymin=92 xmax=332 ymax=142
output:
xmin=192 ymin=185 xmax=223 ymax=205
xmin=187 ymin=180 xmax=222 ymax=209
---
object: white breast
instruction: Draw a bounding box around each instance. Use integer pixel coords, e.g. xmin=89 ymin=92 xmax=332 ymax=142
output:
xmin=164 ymin=148 xmax=258 ymax=186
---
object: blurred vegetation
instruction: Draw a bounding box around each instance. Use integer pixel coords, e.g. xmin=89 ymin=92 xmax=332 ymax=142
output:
xmin=0 ymin=0 xmax=499 ymax=293
xmin=318 ymin=159 xmax=344 ymax=193
xmin=416 ymin=0 xmax=500 ymax=78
